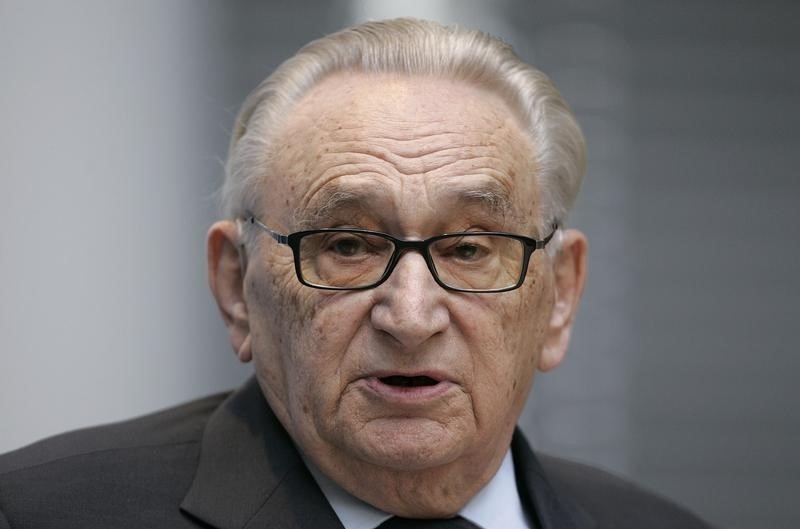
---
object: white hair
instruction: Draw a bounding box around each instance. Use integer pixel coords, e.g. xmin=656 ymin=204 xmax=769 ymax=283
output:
xmin=222 ymin=18 xmax=586 ymax=239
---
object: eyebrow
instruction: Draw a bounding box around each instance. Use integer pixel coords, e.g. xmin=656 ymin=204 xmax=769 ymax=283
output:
xmin=457 ymin=182 xmax=514 ymax=219
xmin=293 ymin=187 xmax=364 ymax=229
xmin=293 ymin=179 xmax=517 ymax=229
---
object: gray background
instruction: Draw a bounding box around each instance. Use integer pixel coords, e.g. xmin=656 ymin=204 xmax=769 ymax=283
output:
xmin=1 ymin=1 xmax=798 ymax=528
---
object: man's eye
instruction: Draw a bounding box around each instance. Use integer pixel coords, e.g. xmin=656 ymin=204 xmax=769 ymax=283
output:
xmin=329 ymin=236 xmax=366 ymax=257
xmin=439 ymin=237 xmax=493 ymax=262
xmin=454 ymin=243 xmax=480 ymax=260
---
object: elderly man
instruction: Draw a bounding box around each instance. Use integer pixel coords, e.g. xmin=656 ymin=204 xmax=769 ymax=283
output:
xmin=0 ymin=18 xmax=713 ymax=529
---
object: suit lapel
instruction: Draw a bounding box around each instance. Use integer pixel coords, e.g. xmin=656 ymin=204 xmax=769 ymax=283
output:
xmin=512 ymin=431 xmax=597 ymax=529
xmin=180 ymin=377 xmax=343 ymax=529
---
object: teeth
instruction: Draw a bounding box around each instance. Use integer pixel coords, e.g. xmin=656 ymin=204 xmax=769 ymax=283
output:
xmin=380 ymin=375 xmax=437 ymax=387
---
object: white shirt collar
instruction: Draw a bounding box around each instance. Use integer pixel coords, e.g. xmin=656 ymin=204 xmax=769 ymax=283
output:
xmin=305 ymin=449 xmax=530 ymax=529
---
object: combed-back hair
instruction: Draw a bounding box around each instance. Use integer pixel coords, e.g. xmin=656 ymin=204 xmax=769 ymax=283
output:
xmin=222 ymin=17 xmax=585 ymax=235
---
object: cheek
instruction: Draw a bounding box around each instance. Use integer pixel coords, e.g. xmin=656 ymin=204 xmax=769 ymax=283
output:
xmin=470 ymin=274 xmax=552 ymax=422
xmin=250 ymin=264 xmax=373 ymax=425
xmin=249 ymin=258 xmax=311 ymax=351
xmin=246 ymin=255 xmax=321 ymax=417
xmin=505 ymin=261 xmax=554 ymax=346
xmin=298 ymin=294 xmax=375 ymax=398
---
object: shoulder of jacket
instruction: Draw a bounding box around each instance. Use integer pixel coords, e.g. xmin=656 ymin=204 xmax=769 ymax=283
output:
xmin=0 ymin=390 xmax=228 ymax=478
xmin=537 ymin=454 xmax=716 ymax=529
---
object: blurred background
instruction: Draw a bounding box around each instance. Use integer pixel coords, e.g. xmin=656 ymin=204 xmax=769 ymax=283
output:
xmin=1 ymin=1 xmax=798 ymax=527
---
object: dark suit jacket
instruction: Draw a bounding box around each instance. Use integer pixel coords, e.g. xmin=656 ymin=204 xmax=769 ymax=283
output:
xmin=0 ymin=378 xmax=713 ymax=528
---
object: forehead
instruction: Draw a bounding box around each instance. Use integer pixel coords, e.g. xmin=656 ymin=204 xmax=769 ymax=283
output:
xmin=266 ymin=72 xmax=540 ymax=231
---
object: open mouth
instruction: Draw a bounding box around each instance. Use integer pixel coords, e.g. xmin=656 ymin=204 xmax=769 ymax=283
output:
xmin=379 ymin=375 xmax=439 ymax=387
xmin=365 ymin=373 xmax=451 ymax=400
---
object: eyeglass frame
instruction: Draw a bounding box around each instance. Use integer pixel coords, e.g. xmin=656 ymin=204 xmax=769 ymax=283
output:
xmin=243 ymin=213 xmax=558 ymax=293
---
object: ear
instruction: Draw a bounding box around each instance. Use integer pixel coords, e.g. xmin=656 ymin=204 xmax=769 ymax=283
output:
xmin=207 ymin=220 xmax=252 ymax=363
xmin=538 ymin=229 xmax=588 ymax=372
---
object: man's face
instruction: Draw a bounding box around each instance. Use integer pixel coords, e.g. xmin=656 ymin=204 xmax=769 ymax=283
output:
xmin=223 ymin=72 xmax=576 ymax=508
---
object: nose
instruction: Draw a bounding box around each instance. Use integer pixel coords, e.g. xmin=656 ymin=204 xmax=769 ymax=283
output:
xmin=370 ymin=251 xmax=451 ymax=349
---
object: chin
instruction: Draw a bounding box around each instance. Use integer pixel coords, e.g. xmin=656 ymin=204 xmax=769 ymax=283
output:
xmin=344 ymin=416 xmax=471 ymax=471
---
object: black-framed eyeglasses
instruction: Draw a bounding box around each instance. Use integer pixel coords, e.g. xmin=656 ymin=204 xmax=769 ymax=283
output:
xmin=244 ymin=213 xmax=557 ymax=293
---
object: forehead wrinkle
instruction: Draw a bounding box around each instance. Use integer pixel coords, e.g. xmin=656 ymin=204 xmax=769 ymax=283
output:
xmin=319 ymin=140 xmax=418 ymax=176
xmin=320 ymin=112 xmax=524 ymax=176
xmin=320 ymin=137 xmax=497 ymax=177
xmin=272 ymin=72 xmax=541 ymax=232
xmin=287 ymin=143 xmax=529 ymax=232
xmin=292 ymin=173 xmax=519 ymax=231
xmin=327 ymin=120 xmax=468 ymax=152
xmin=317 ymin=144 xmax=507 ymax=179
xmin=330 ymin=127 xmax=464 ymax=144
xmin=324 ymin=134 xmax=488 ymax=160
xmin=420 ymin=154 xmax=514 ymax=183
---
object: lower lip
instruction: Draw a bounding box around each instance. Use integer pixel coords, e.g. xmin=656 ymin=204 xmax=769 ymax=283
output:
xmin=363 ymin=377 xmax=454 ymax=402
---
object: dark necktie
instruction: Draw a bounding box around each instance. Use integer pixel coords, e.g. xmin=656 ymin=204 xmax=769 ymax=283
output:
xmin=377 ymin=515 xmax=482 ymax=529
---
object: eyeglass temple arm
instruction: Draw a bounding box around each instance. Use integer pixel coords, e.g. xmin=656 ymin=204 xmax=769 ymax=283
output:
xmin=535 ymin=224 xmax=559 ymax=249
xmin=246 ymin=215 xmax=289 ymax=245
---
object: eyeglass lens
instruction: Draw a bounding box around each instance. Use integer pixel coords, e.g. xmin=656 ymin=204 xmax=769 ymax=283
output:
xmin=297 ymin=232 xmax=525 ymax=290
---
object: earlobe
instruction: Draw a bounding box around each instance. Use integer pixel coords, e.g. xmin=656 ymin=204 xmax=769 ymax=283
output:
xmin=539 ymin=229 xmax=588 ymax=372
xmin=237 ymin=334 xmax=252 ymax=363
xmin=207 ymin=220 xmax=252 ymax=363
